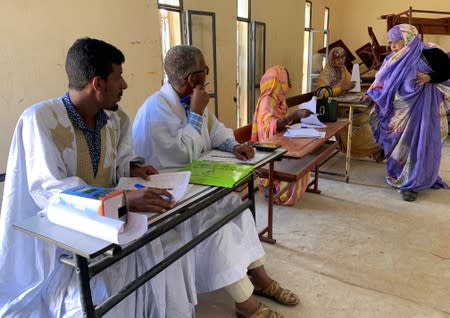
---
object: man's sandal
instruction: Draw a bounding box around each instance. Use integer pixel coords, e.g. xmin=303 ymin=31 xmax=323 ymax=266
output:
xmin=253 ymin=280 xmax=300 ymax=306
xmin=236 ymin=303 xmax=283 ymax=318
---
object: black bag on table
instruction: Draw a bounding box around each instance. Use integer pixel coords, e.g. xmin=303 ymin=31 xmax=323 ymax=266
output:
xmin=314 ymin=86 xmax=338 ymax=122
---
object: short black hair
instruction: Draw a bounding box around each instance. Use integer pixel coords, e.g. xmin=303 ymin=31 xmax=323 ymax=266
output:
xmin=65 ymin=38 xmax=125 ymax=90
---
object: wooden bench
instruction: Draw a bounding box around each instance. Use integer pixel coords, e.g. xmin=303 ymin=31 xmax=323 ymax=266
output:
xmin=257 ymin=141 xmax=338 ymax=201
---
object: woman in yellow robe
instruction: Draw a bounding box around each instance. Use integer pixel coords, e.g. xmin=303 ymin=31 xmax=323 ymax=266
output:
xmin=316 ymin=47 xmax=384 ymax=161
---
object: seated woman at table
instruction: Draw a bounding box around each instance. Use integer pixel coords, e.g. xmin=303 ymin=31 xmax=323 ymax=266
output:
xmin=251 ymin=65 xmax=312 ymax=206
xmin=316 ymin=47 xmax=384 ymax=161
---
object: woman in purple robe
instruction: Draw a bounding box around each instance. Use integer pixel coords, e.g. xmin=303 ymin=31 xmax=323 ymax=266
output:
xmin=363 ymin=24 xmax=450 ymax=201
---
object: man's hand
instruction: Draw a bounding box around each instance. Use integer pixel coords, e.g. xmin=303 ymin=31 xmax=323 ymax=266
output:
xmin=126 ymin=188 xmax=175 ymax=213
xmin=189 ymin=84 xmax=210 ymax=115
xmin=233 ymin=142 xmax=255 ymax=161
xmin=416 ymin=71 xmax=431 ymax=85
xmin=130 ymin=165 xmax=158 ymax=180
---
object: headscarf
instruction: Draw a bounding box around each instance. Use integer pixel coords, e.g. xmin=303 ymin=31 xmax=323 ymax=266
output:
xmin=257 ymin=65 xmax=290 ymax=105
xmin=327 ymin=47 xmax=347 ymax=87
xmin=251 ymin=66 xmax=290 ymax=142
xmin=367 ymin=24 xmax=424 ymax=120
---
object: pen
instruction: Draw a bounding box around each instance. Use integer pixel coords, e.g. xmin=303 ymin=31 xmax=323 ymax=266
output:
xmin=210 ymin=155 xmax=236 ymax=158
xmin=135 ymin=183 xmax=174 ymax=190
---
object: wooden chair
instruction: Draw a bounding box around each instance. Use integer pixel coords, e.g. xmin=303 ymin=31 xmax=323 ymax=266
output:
xmin=357 ymin=27 xmax=390 ymax=74
xmin=234 ymin=123 xmax=253 ymax=144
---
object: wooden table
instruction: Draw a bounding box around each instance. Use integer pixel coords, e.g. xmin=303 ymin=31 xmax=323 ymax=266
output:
xmin=331 ymin=95 xmax=371 ymax=182
xmin=259 ymin=121 xmax=349 ymax=243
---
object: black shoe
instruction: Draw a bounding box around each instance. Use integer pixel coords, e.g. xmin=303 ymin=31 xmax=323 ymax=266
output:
xmin=402 ymin=191 xmax=417 ymax=202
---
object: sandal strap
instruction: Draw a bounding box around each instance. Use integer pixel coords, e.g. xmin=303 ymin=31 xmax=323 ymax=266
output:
xmin=258 ymin=280 xmax=300 ymax=306
xmin=245 ymin=303 xmax=283 ymax=318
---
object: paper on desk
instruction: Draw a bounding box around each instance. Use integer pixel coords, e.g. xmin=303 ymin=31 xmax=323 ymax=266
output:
xmin=349 ymin=63 xmax=361 ymax=93
xmin=199 ymin=149 xmax=267 ymax=165
xmin=46 ymin=201 xmax=147 ymax=245
xmin=117 ymin=171 xmax=191 ymax=202
xmin=296 ymin=96 xmax=326 ymax=128
xmin=283 ymin=128 xmax=325 ymax=138
xmin=298 ymin=96 xmax=317 ymax=114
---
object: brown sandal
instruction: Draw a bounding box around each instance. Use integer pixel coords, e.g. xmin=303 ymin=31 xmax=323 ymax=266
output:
xmin=253 ymin=280 xmax=300 ymax=306
xmin=236 ymin=303 xmax=284 ymax=318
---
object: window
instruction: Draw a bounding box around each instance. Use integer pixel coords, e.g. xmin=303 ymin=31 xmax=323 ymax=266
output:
xmin=302 ymin=1 xmax=312 ymax=93
xmin=323 ymin=7 xmax=329 ymax=49
xmin=236 ymin=0 xmax=250 ymax=126
xmin=158 ymin=0 xmax=183 ymax=82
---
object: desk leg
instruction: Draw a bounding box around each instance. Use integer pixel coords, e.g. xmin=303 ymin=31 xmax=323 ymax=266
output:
xmin=345 ymin=106 xmax=353 ymax=183
xmin=259 ymin=160 xmax=276 ymax=244
xmin=248 ymin=176 xmax=256 ymax=220
xmin=75 ymin=254 xmax=95 ymax=318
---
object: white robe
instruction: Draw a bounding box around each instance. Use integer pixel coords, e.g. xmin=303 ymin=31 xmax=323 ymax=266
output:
xmin=0 ymin=97 xmax=196 ymax=317
xmin=132 ymin=83 xmax=265 ymax=294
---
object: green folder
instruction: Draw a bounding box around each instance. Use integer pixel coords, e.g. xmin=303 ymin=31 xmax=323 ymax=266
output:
xmin=179 ymin=160 xmax=254 ymax=188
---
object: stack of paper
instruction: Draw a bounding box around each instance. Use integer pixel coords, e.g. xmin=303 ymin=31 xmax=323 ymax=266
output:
xmin=117 ymin=171 xmax=191 ymax=202
xmin=46 ymin=200 xmax=147 ymax=245
xmin=349 ymin=63 xmax=361 ymax=93
xmin=283 ymin=128 xmax=325 ymax=138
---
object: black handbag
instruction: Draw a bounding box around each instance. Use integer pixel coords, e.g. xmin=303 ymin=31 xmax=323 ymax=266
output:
xmin=314 ymin=86 xmax=338 ymax=122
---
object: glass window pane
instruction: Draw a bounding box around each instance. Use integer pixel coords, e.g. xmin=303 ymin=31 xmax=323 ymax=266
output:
xmin=190 ymin=14 xmax=216 ymax=94
xmin=304 ymin=2 xmax=311 ymax=28
xmin=237 ymin=21 xmax=248 ymax=126
xmin=237 ymin=0 xmax=248 ymax=19
xmin=158 ymin=0 xmax=180 ymax=7
xmin=159 ymin=9 xmax=182 ymax=59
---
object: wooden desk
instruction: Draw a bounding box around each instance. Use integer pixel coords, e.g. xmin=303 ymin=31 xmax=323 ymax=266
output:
xmin=259 ymin=121 xmax=348 ymax=243
xmin=331 ymin=95 xmax=371 ymax=182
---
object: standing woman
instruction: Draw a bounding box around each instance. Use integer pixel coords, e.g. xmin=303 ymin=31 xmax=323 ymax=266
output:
xmin=251 ymin=66 xmax=311 ymax=205
xmin=317 ymin=47 xmax=384 ymax=161
xmin=364 ymin=24 xmax=450 ymax=201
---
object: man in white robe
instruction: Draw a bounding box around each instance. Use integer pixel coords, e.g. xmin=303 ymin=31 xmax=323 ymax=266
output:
xmin=133 ymin=45 xmax=300 ymax=318
xmin=0 ymin=38 xmax=196 ymax=317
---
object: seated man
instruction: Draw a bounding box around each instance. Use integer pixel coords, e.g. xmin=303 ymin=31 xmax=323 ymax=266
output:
xmin=0 ymin=38 xmax=195 ymax=317
xmin=132 ymin=45 xmax=300 ymax=318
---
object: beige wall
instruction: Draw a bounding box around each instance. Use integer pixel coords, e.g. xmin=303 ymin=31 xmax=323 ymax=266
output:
xmin=0 ymin=0 xmax=449 ymax=178
xmin=252 ymin=0 xmax=304 ymax=95
xmin=0 ymin=0 xmax=163 ymax=174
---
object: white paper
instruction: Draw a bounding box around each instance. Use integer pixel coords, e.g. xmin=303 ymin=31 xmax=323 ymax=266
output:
xmin=47 ymin=201 xmax=147 ymax=245
xmin=199 ymin=149 xmax=268 ymax=165
xmin=349 ymin=63 xmax=361 ymax=93
xmin=298 ymin=96 xmax=317 ymax=114
xmin=300 ymin=114 xmax=326 ymax=128
xmin=296 ymin=96 xmax=326 ymax=128
xmin=283 ymin=128 xmax=325 ymax=138
xmin=117 ymin=171 xmax=191 ymax=202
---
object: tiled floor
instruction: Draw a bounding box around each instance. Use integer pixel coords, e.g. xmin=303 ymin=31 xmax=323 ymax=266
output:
xmin=196 ymin=138 xmax=450 ymax=318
